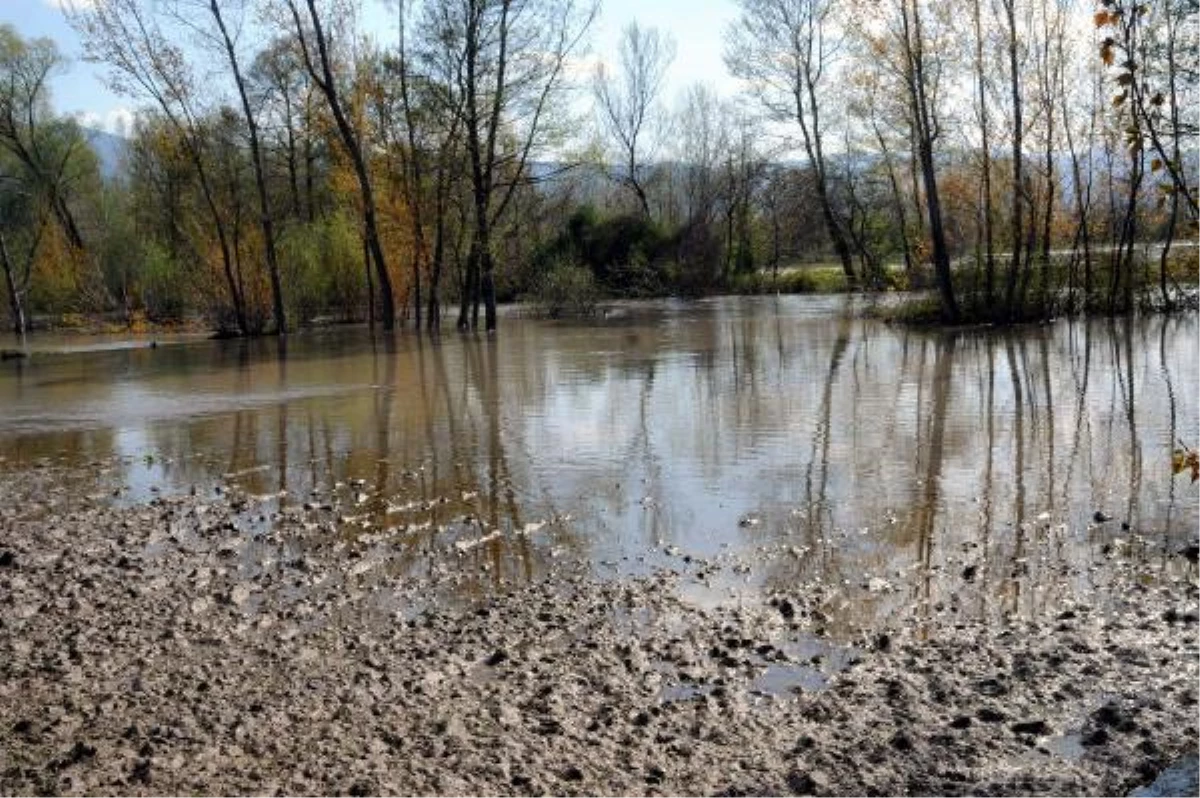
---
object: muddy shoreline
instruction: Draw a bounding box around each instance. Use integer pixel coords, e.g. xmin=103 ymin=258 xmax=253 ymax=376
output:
xmin=1 ymin=463 xmax=1197 ymax=796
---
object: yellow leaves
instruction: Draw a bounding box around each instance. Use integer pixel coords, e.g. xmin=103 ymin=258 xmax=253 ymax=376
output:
xmin=1172 ymin=446 xmax=1199 ymax=483
xmin=1151 ymin=158 xmax=1163 ymax=172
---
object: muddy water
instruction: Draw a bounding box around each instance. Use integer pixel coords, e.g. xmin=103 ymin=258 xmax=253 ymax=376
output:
xmin=1 ymin=297 xmax=1196 ymax=632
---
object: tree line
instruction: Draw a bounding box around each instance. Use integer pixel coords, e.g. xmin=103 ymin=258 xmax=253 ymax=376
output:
xmin=0 ymin=0 xmax=1195 ymax=338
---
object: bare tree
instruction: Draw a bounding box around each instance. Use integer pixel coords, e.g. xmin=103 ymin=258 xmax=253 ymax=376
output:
xmin=969 ymin=0 xmax=996 ymax=306
xmin=439 ymin=0 xmax=597 ymax=332
xmin=592 ymin=21 xmax=675 ymax=219
xmin=886 ymin=0 xmax=959 ymax=319
xmin=673 ymin=84 xmax=730 ymax=283
xmin=999 ymin=0 xmax=1028 ymax=317
xmin=726 ymin=0 xmax=857 ymax=287
xmin=397 ymin=0 xmax=470 ymax=331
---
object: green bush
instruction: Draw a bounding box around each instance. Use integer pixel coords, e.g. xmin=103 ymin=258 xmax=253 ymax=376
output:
xmin=531 ymin=261 xmax=598 ymax=318
xmin=138 ymin=242 xmax=188 ymax=322
xmin=532 ymin=206 xmax=671 ymax=297
xmin=279 ymin=213 xmax=366 ymax=323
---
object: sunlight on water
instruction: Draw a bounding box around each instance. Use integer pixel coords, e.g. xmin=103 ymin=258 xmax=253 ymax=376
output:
xmin=2 ymin=296 xmax=1196 ymax=631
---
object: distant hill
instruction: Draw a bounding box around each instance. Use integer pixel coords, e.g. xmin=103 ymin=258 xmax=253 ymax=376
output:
xmin=83 ymin=128 xmax=129 ymax=182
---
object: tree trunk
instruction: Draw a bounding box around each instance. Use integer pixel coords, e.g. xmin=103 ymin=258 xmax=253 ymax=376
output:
xmin=0 ymin=232 xmax=27 ymax=338
xmin=903 ymin=0 xmax=958 ymax=321
xmin=211 ymin=0 xmax=287 ymax=335
xmin=971 ymin=0 xmax=996 ymax=308
xmin=289 ymin=0 xmax=395 ymax=329
xmin=795 ymin=78 xmax=855 ymax=287
xmin=1002 ymin=0 xmax=1024 ymax=319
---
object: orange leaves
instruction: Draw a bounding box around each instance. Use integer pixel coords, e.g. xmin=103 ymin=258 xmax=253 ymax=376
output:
xmin=1099 ymin=38 xmax=1116 ymax=66
xmin=1093 ymin=10 xmax=1111 ymax=27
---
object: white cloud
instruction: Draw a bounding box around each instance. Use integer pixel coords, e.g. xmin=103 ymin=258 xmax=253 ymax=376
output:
xmin=72 ymin=107 xmax=136 ymax=136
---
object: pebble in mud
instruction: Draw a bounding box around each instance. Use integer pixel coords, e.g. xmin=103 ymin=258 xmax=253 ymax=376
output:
xmin=0 ymin=462 xmax=1197 ymax=796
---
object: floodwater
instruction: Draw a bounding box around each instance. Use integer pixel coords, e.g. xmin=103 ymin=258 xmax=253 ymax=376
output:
xmin=2 ymin=296 xmax=1196 ymax=632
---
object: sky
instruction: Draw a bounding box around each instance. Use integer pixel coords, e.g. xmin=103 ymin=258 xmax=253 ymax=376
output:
xmin=0 ymin=0 xmax=744 ymax=136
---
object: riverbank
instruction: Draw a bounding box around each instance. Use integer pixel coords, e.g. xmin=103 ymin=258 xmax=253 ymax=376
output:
xmin=1 ymin=462 xmax=1196 ymax=796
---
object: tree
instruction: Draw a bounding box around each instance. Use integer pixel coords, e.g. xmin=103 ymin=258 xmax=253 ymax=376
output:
xmin=0 ymin=155 xmax=49 ymax=337
xmin=392 ymin=0 xmax=470 ymax=331
xmin=207 ymin=0 xmax=288 ymax=334
xmin=726 ymin=0 xmax=858 ymax=287
xmin=999 ymin=0 xmax=1029 ymax=318
xmin=436 ymin=0 xmax=597 ymax=332
xmin=280 ymin=0 xmax=397 ymax=329
xmin=0 ymin=25 xmax=89 ymax=254
xmin=673 ymin=84 xmax=731 ymax=286
xmin=249 ymin=36 xmax=321 ymax=223
xmin=593 ymin=21 xmax=675 ymax=219
xmin=878 ymin=0 xmax=960 ymax=320
xmin=71 ymin=0 xmax=254 ymax=334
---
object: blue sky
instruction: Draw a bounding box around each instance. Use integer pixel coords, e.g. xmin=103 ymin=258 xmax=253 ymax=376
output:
xmin=0 ymin=0 xmax=743 ymax=135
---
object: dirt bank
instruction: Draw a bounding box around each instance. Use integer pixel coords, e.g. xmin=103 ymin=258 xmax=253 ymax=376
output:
xmin=1 ymin=464 xmax=1196 ymax=796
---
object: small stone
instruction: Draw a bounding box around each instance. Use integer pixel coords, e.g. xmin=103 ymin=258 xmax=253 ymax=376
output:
xmin=0 ymin=550 xmax=15 ymax=568
xmin=977 ymin=707 xmax=1007 ymax=723
xmin=561 ymin=766 xmax=584 ymax=782
xmin=949 ymin=716 xmax=972 ymax=729
xmin=129 ymin=759 xmax=151 ymax=785
xmin=1010 ymin=720 xmax=1050 ymax=736
xmin=786 ymin=770 xmax=817 ymax=795
xmin=486 ymin=649 xmax=508 ymax=667
xmin=68 ymin=740 xmax=97 ymax=764
xmin=1093 ymin=511 xmax=1112 ymax=523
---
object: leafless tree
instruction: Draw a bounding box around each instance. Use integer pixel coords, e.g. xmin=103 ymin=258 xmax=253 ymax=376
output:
xmin=592 ymin=21 xmax=675 ymax=219
xmin=726 ymin=0 xmax=857 ymax=286
xmin=434 ymin=0 xmax=597 ymax=332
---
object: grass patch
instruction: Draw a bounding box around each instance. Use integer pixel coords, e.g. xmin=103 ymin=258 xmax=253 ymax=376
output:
xmin=729 ymin=265 xmax=850 ymax=295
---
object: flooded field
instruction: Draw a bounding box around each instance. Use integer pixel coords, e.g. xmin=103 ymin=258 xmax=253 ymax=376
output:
xmin=1 ymin=296 xmax=1197 ymax=631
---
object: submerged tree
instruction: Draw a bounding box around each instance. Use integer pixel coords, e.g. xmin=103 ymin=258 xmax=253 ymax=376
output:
xmin=445 ymin=0 xmax=598 ymax=332
xmin=71 ymin=0 xmax=256 ymax=333
xmin=280 ymin=0 xmax=397 ymax=330
xmin=206 ymin=0 xmax=288 ymax=334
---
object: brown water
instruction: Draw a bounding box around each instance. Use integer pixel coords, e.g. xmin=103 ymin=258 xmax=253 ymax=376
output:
xmin=2 ymin=296 xmax=1196 ymax=629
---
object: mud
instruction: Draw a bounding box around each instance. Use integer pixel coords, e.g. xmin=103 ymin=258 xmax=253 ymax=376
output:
xmin=1 ymin=463 xmax=1197 ymax=796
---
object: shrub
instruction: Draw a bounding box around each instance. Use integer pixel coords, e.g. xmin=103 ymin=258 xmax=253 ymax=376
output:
xmin=531 ymin=261 xmax=598 ymax=318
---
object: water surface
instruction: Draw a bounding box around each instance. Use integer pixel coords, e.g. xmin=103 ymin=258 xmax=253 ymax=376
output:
xmin=2 ymin=296 xmax=1195 ymax=631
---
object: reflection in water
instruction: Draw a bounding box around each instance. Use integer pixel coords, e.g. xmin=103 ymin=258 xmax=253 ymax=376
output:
xmin=0 ymin=298 xmax=1195 ymax=631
